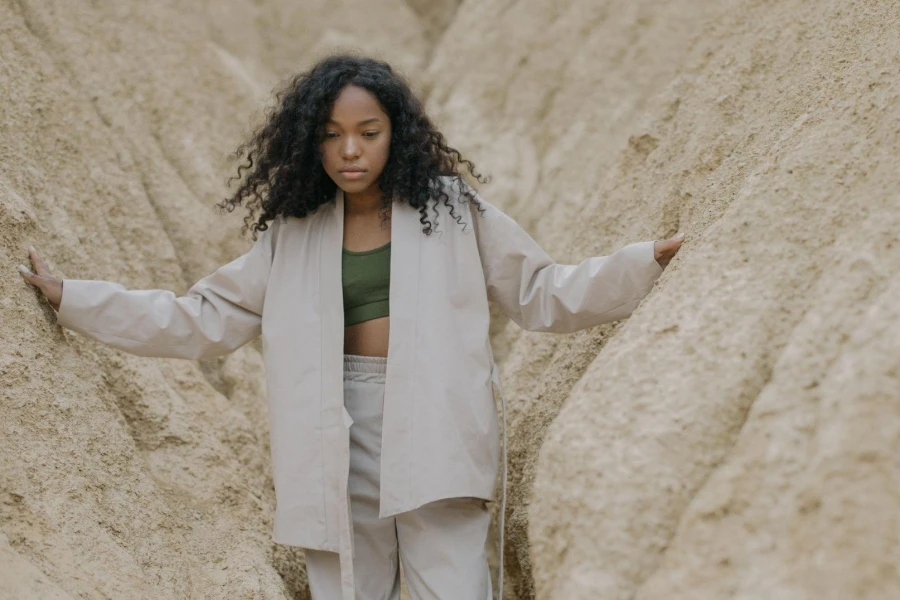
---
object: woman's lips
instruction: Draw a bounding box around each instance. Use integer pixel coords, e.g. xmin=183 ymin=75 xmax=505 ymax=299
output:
xmin=340 ymin=170 xmax=367 ymax=180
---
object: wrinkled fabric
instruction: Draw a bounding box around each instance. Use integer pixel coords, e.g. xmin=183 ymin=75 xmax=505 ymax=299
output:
xmin=304 ymin=354 xmax=491 ymax=600
xmin=54 ymin=176 xmax=663 ymax=599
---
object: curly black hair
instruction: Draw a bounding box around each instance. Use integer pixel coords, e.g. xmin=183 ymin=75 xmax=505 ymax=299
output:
xmin=217 ymin=52 xmax=489 ymax=239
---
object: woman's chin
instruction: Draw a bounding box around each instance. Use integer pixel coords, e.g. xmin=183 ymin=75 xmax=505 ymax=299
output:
xmin=335 ymin=178 xmax=375 ymax=195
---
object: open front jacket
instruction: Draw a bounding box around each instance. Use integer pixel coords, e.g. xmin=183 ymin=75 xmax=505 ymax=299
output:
xmin=55 ymin=175 xmax=663 ymax=598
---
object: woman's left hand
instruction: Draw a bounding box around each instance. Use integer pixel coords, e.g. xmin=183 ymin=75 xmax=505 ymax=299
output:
xmin=654 ymin=232 xmax=685 ymax=268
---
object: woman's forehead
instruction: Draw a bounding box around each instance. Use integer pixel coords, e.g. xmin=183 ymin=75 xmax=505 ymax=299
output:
xmin=328 ymin=85 xmax=389 ymax=125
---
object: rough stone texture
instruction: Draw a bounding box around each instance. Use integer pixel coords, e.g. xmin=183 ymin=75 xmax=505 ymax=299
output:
xmin=1 ymin=1 xmax=428 ymax=598
xmin=423 ymin=1 xmax=900 ymax=599
xmin=4 ymin=0 xmax=900 ymax=598
xmin=405 ymin=0 xmax=463 ymax=47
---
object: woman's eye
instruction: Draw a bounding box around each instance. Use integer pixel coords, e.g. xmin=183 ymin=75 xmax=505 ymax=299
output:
xmin=324 ymin=132 xmax=338 ymax=139
xmin=363 ymin=131 xmax=380 ymax=138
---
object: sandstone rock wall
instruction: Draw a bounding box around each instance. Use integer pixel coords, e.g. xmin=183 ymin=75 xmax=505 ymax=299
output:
xmin=424 ymin=1 xmax=900 ymax=598
xmin=1 ymin=1 xmax=429 ymax=598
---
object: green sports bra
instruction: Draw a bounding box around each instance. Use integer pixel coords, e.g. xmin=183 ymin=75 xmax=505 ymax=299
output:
xmin=342 ymin=241 xmax=391 ymax=327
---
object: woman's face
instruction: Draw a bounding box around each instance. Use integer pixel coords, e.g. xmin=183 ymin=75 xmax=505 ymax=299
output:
xmin=320 ymin=84 xmax=392 ymax=197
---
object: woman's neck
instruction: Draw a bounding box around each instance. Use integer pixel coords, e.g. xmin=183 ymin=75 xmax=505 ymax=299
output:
xmin=345 ymin=186 xmax=383 ymax=215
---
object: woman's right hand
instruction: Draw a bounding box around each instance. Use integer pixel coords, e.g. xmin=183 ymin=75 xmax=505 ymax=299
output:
xmin=19 ymin=246 xmax=63 ymax=312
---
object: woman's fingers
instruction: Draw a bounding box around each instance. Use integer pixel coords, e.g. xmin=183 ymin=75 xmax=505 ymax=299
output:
xmin=27 ymin=245 xmax=52 ymax=276
xmin=654 ymin=233 xmax=686 ymax=268
xmin=654 ymin=236 xmax=681 ymax=258
xmin=19 ymin=245 xmax=63 ymax=310
xmin=666 ymin=234 xmax=685 ymax=255
xmin=21 ymin=272 xmax=63 ymax=311
xmin=18 ymin=264 xmax=49 ymax=296
xmin=18 ymin=263 xmax=37 ymax=282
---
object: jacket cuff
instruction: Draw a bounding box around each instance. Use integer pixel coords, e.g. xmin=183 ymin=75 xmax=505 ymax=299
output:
xmin=55 ymin=279 xmax=89 ymax=331
xmin=624 ymin=240 xmax=664 ymax=290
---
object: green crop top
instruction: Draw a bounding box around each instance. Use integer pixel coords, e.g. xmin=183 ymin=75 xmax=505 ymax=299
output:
xmin=342 ymin=241 xmax=391 ymax=326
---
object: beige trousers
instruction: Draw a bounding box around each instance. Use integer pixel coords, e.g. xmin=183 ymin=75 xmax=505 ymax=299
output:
xmin=304 ymin=354 xmax=493 ymax=600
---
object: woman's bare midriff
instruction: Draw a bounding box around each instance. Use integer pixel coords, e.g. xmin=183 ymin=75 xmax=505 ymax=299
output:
xmin=344 ymin=316 xmax=390 ymax=357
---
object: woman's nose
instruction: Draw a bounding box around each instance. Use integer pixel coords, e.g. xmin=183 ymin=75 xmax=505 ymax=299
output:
xmin=341 ymin=137 xmax=361 ymax=159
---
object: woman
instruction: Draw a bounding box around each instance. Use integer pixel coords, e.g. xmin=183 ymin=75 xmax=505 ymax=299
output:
xmin=19 ymin=53 xmax=684 ymax=600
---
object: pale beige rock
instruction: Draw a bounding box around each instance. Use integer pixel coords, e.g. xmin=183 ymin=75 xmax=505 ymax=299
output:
xmin=0 ymin=531 xmax=73 ymax=600
xmin=1 ymin=0 xmax=429 ymax=597
xmin=405 ymin=0 xmax=462 ymax=44
xmin=425 ymin=0 xmax=900 ymax=599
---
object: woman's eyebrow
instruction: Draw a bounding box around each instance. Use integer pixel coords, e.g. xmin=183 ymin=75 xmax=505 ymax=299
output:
xmin=326 ymin=117 xmax=384 ymax=126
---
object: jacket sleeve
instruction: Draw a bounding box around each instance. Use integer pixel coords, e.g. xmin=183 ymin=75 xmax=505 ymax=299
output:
xmin=54 ymin=219 xmax=279 ymax=360
xmin=463 ymin=180 xmax=664 ymax=333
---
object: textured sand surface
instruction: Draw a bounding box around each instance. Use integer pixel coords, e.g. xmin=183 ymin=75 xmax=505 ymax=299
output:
xmin=4 ymin=0 xmax=899 ymax=598
xmin=424 ymin=1 xmax=900 ymax=599
xmin=1 ymin=1 xmax=428 ymax=597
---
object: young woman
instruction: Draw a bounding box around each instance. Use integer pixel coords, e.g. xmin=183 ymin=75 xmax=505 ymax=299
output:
xmin=19 ymin=53 xmax=684 ymax=600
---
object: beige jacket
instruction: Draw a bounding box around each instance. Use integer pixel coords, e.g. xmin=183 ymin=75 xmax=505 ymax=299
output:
xmin=55 ymin=176 xmax=663 ymax=598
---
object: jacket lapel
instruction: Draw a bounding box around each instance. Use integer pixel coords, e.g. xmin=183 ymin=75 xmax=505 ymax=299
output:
xmin=381 ymin=195 xmax=421 ymax=511
xmin=321 ymin=188 xmax=345 ymax=416
xmin=388 ymin=196 xmax=422 ymax=358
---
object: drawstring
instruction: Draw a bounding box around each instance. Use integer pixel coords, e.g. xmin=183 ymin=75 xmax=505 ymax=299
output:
xmin=490 ymin=363 xmax=507 ymax=600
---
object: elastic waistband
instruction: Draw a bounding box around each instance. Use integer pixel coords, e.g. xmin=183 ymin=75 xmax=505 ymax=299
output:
xmin=343 ymin=354 xmax=387 ymax=382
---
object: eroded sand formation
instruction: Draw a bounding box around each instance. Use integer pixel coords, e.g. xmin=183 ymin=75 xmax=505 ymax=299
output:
xmin=425 ymin=1 xmax=900 ymax=598
xmin=3 ymin=1 xmax=898 ymax=599
xmin=2 ymin=1 xmax=427 ymax=598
